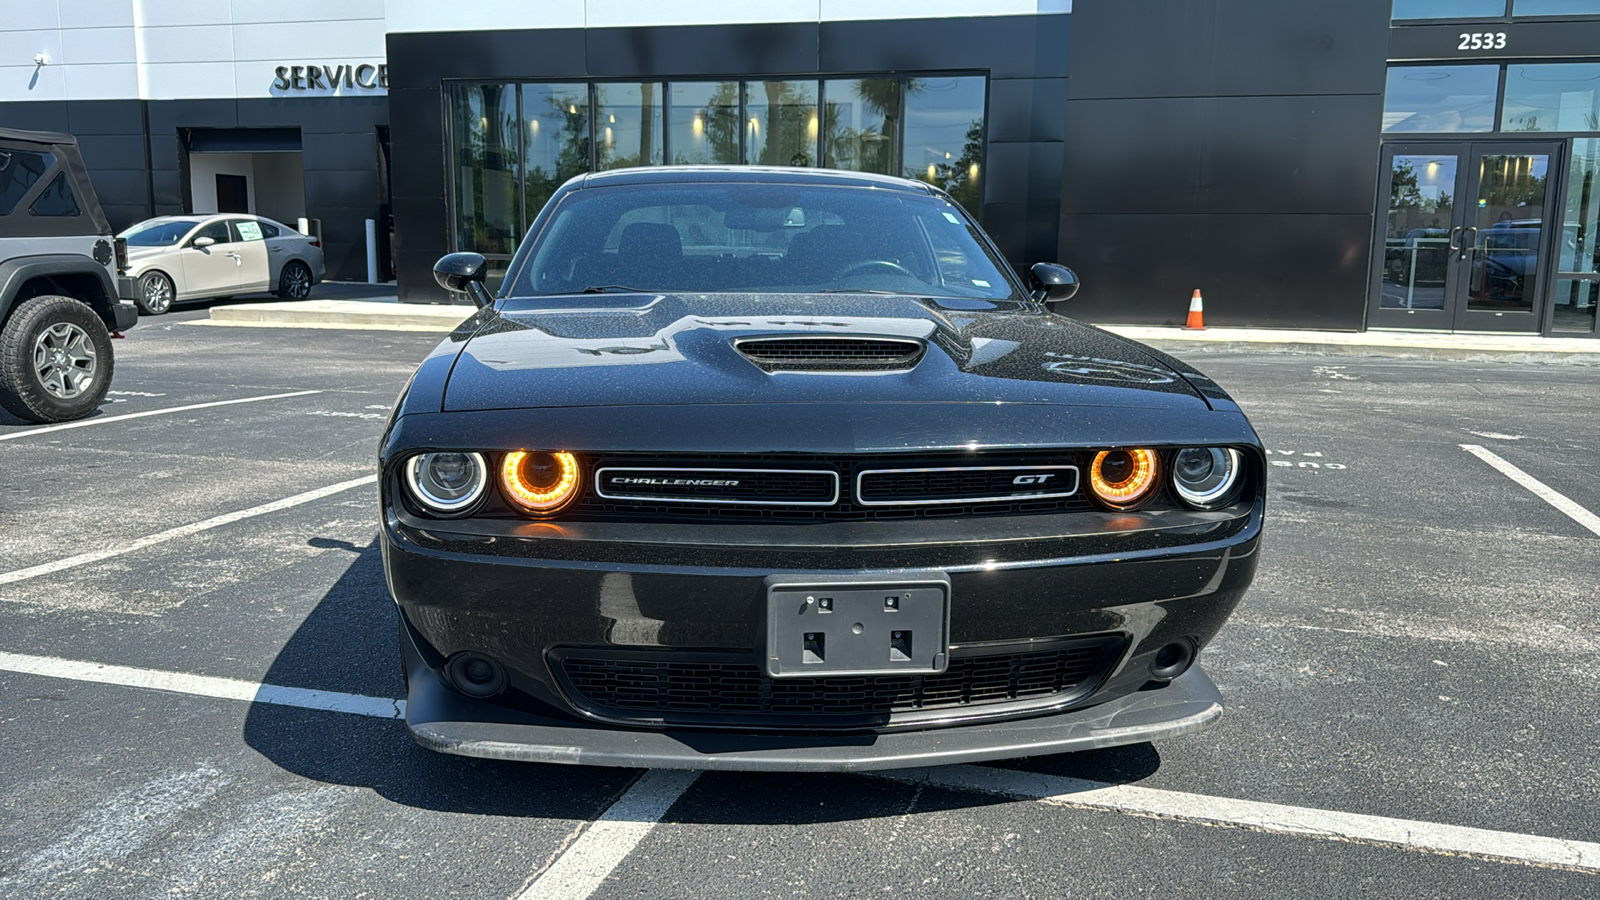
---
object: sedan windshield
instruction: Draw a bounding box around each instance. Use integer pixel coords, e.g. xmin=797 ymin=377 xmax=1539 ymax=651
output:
xmin=121 ymin=220 xmax=196 ymax=247
xmin=507 ymin=183 xmax=1020 ymax=300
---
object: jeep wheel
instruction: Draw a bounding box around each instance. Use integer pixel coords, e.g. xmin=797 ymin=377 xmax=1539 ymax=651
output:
xmin=137 ymin=271 xmax=175 ymax=315
xmin=0 ymin=295 xmax=115 ymax=423
xmin=276 ymin=261 xmax=312 ymax=299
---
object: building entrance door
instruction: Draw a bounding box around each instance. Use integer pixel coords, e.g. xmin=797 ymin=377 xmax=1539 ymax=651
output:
xmin=1370 ymin=141 xmax=1561 ymax=332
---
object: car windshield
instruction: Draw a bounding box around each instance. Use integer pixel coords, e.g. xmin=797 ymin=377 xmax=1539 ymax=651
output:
xmin=121 ymin=220 xmax=197 ymax=247
xmin=507 ymin=183 xmax=1020 ymax=300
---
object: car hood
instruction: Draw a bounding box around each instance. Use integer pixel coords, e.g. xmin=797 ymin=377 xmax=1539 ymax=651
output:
xmin=441 ymin=293 xmax=1208 ymax=412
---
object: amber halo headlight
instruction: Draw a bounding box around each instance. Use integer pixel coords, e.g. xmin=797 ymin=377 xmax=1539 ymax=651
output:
xmin=1089 ymin=448 xmax=1160 ymax=509
xmin=404 ymin=452 xmax=489 ymax=515
xmin=1172 ymin=447 xmax=1243 ymax=509
xmin=500 ymin=450 xmax=581 ymax=515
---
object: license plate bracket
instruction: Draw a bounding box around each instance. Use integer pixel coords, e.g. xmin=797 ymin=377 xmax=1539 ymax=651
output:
xmin=763 ymin=575 xmax=950 ymax=678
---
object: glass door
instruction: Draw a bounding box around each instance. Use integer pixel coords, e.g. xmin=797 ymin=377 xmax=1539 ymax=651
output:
xmin=1370 ymin=142 xmax=1561 ymax=332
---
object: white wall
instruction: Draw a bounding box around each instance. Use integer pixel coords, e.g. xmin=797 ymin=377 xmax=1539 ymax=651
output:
xmin=188 ymin=152 xmax=257 ymax=213
xmin=385 ymin=0 xmax=1068 ymax=34
xmin=187 ymin=151 xmax=307 ymax=221
xmin=1 ymin=0 xmax=387 ymax=102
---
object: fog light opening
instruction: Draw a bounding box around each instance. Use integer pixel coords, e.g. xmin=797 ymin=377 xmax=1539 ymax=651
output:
xmin=1149 ymin=640 xmax=1195 ymax=681
xmin=446 ymin=652 xmax=507 ymax=698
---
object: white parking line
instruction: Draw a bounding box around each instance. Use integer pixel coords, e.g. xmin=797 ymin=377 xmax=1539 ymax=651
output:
xmin=875 ymin=765 xmax=1600 ymax=873
xmin=5 ymin=650 xmax=1599 ymax=874
xmin=0 ymin=651 xmax=402 ymax=718
xmin=0 ymin=390 xmax=322 ymax=442
xmin=515 ymin=770 xmax=701 ymax=900
xmin=1461 ymin=444 xmax=1600 ymax=538
xmin=0 ymin=475 xmax=376 ymax=586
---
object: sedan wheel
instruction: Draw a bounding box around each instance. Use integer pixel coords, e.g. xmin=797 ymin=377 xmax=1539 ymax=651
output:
xmin=276 ymin=261 xmax=312 ymax=299
xmin=137 ymin=271 xmax=174 ymax=315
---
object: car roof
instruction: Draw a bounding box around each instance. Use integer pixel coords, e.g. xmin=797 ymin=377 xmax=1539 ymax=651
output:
xmin=575 ymin=166 xmax=942 ymax=195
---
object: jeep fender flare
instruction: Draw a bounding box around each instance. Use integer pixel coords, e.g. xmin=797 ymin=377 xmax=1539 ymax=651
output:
xmin=0 ymin=254 xmax=118 ymax=330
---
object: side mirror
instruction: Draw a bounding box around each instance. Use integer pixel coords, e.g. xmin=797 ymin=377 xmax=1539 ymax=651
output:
xmin=434 ymin=252 xmax=493 ymax=309
xmin=192 ymin=236 xmax=215 ymax=249
xmin=1029 ymin=262 xmax=1079 ymax=309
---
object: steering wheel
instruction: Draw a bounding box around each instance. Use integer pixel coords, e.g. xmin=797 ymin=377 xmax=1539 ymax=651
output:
xmin=836 ymin=259 xmax=916 ymax=281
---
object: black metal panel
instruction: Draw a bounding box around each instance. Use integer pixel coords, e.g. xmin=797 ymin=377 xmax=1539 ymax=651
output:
xmin=146 ymin=99 xmax=240 ymax=132
xmin=1062 ymin=93 xmax=1384 ymax=218
xmin=1389 ymin=19 xmax=1600 ymax=61
xmin=300 ymin=132 xmax=375 ymax=171
xmin=1026 ymin=142 xmax=1065 ymax=204
xmin=982 ymin=201 xmax=1028 ymax=268
xmin=150 ymin=169 xmax=183 ymax=210
xmin=389 ymin=140 xmax=445 ymax=201
xmin=74 ymin=134 xmax=146 ymax=171
xmin=387 ymin=88 xmax=443 ymax=142
xmin=0 ymin=101 xmax=69 ymax=132
xmin=387 ymin=30 xmax=588 ymax=90
xmin=187 ymin=127 xmax=302 ymax=153
xmin=79 ymin=167 xmax=147 ymax=203
xmin=1057 ymin=213 xmax=1371 ymax=330
xmin=1024 ymin=201 xmax=1061 ymax=268
xmin=65 ymin=100 xmax=143 ymax=136
xmin=1067 ymin=0 xmax=1390 ymax=100
xmin=236 ymin=96 xmax=389 ymax=131
xmin=986 ymin=78 xmax=1037 ymax=143
xmin=302 ymin=170 xmax=377 ymax=210
xmin=982 ymin=142 xmax=1031 ymax=205
xmin=100 ymin=203 xmax=149 ymax=233
xmin=819 ymin=15 xmax=1068 ymax=80
xmin=587 ymin=23 xmax=819 ymax=78
xmin=395 ymin=248 xmax=449 ymax=302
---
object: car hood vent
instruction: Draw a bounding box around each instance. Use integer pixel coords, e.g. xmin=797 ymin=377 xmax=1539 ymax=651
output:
xmin=734 ymin=336 xmax=926 ymax=372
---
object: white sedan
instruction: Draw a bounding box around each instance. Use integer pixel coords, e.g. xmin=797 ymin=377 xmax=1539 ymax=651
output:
xmin=119 ymin=214 xmax=325 ymax=315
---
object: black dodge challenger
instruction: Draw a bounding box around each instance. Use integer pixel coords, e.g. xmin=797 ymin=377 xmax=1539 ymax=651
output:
xmin=380 ymin=167 xmax=1263 ymax=771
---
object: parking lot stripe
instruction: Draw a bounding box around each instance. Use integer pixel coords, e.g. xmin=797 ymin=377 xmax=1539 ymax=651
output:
xmin=0 ymin=651 xmax=403 ymax=718
xmin=0 ymin=390 xmax=323 ymax=442
xmin=0 ymin=475 xmax=376 ymax=586
xmin=877 ymin=765 xmax=1600 ymax=873
xmin=515 ymin=769 xmax=702 ymax=900
xmin=1461 ymin=444 xmax=1600 ymax=538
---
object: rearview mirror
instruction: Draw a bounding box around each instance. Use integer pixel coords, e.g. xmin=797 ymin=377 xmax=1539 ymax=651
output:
xmin=1029 ymin=262 xmax=1079 ymax=309
xmin=193 ymin=236 xmax=215 ymax=249
xmin=434 ymin=252 xmax=494 ymax=309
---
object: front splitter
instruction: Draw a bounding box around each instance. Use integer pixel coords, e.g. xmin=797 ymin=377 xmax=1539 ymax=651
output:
xmin=403 ymin=639 xmax=1223 ymax=772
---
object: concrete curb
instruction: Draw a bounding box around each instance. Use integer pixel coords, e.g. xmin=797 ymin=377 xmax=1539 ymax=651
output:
xmin=1102 ymin=326 xmax=1600 ymax=365
xmin=204 ymin=299 xmax=472 ymax=332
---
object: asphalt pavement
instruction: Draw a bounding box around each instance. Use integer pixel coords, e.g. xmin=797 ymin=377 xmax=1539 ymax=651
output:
xmin=1 ymin=309 xmax=1596 ymax=898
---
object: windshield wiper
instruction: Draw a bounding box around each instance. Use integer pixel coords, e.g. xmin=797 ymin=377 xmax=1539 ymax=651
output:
xmin=578 ymin=285 xmax=651 ymax=294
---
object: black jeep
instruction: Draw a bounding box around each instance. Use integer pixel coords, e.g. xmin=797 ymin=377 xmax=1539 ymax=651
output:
xmin=0 ymin=127 xmax=139 ymax=423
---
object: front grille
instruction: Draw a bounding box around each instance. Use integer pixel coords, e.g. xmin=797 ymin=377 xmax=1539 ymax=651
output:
xmin=735 ymin=336 xmax=925 ymax=371
xmin=568 ymin=451 xmax=1097 ymax=522
xmin=552 ymin=637 xmax=1124 ymax=729
xmin=595 ymin=467 xmax=838 ymax=505
xmin=858 ymin=466 xmax=1080 ymax=506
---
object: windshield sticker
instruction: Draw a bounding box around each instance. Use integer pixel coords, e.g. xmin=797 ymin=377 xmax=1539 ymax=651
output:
xmin=972 ymin=279 xmax=991 ymax=287
xmin=942 ymin=212 xmax=961 ymax=224
xmin=236 ymin=221 xmax=263 ymax=241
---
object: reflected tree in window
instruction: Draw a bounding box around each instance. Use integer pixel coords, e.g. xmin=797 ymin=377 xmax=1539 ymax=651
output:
xmin=451 ymin=83 xmax=519 ymax=255
xmin=524 ymin=85 xmax=592 ymax=221
xmin=824 ymin=78 xmax=911 ymax=175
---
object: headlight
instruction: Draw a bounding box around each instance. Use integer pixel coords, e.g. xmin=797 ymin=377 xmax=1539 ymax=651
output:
xmin=1172 ymin=447 xmax=1242 ymax=508
xmin=1088 ymin=448 xmax=1160 ymax=509
xmin=404 ymin=452 xmax=488 ymax=515
xmin=500 ymin=450 xmax=581 ymax=515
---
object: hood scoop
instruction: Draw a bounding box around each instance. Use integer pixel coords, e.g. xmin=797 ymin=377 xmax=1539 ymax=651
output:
xmin=734 ymin=335 xmax=927 ymax=373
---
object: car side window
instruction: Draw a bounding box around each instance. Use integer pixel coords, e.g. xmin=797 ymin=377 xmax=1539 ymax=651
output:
xmin=28 ymin=172 xmax=81 ymax=218
xmin=231 ymin=219 xmax=265 ymax=242
xmin=257 ymin=220 xmax=280 ymax=239
xmin=191 ymin=221 xmax=231 ymax=247
xmin=0 ymin=148 xmax=53 ymax=216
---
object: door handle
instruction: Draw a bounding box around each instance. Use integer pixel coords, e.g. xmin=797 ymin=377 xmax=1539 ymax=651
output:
xmin=1447 ymin=226 xmax=1462 ymax=252
xmin=1459 ymin=226 xmax=1478 ymax=260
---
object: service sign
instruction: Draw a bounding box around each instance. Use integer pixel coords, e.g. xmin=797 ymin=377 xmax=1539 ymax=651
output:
xmin=271 ymin=62 xmax=388 ymax=95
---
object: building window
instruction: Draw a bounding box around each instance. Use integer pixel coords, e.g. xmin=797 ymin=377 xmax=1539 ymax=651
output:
xmin=1502 ymin=63 xmax=1600 ymax=131
xmin=745 ymin=81 xmax=818 ymax=167
xmin=522 ymin=83 xmax=591 ymax=222
xmin=1391 ymin=0 xmax=1508 ymax=18
xmin=449 ymin=83 xmax=521 ymax=266
xmin=903 ymin=76 xmax=986 ymax=216
xmin=595 ymin=83 xmax=664 ymax=171
xmin=823 ymin=78 xmax=901 ymax=176
xmin=670 ymin=82 xmax=741 ymax=165
xmin=1553 ymin=138 xmax=1600 ymax=333
xmin=1515 ymin=0 xmax=1600 ymax=15
xmin=1382 ymin=65 xmax=1500 ymax=132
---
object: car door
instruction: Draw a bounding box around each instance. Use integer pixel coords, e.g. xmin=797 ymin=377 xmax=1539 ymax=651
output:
xmin=228 ymin=218 xmax=271 ymax=293
xmin=177 ymin=219 xmax=242 ymax=299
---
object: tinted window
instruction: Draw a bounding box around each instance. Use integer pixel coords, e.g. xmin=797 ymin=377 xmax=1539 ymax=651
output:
xmin=824 ymin=79 xmax=901 ymax=175
xmin=669 ymin=82 xmax=740 ymax=165
xmin=595 ymin=82 xmax=663 ymax=170
xmin=903 ymin=76 xmax=987 ymax=216
xmin=122 ymin=220 xmax=197 ymax=246
xmin=522 ymin=82 xmax=592 ymax=220
xmin=1515 ymin=0 xmax=1600 ymax=14
xmin=745 ymin=81 xmax=818 ymax=167
xmin=1382 ymin=65 xmax=1500 ymax=132
xmin=29 ymin=172 xmax=80 ymax=217
xmin=1392 ymin=0 xmax=1507 ymax=17
xmin=1502 ymin=63 xmax=1600 ymax=131
xmin=0 ymin=149 xmax=54 ymax=215
xmin=450 ymin=82 xmax=521 ymax=257
xmin=192 ymin=221 xmax=231 ymax=245
xmin=511 ymin=184 xmax=1016 ymax=300
xmin=257 ymin=220 xmax=280 ymax=238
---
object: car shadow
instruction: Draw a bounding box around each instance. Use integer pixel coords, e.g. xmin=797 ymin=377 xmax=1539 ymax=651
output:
xmin=243 ymin=537 xmax=1165 ymax=825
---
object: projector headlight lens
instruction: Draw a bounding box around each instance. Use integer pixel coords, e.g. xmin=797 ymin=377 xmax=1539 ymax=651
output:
xmin=1172 ymin=447 xmax=1242 ymax=508
xmin=1089 ymin=448 xmax=1160 ymax=509
xmin=500 ymin=450 xmax=581 ymax=515
xmin=404 ymin=452 xmax=489 ymax=515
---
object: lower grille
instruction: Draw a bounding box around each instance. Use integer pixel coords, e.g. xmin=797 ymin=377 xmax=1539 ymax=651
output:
xmin=551 ymin=637 xmax=1124 ymax=729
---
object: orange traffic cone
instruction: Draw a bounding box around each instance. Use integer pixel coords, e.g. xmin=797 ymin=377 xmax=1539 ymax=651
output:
xmin=1185 ymin=289 xmax=1205 ymax=330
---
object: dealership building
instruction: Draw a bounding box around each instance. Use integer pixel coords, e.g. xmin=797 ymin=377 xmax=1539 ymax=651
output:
xmin=4 ymin=1 xmax=1599 ymax=337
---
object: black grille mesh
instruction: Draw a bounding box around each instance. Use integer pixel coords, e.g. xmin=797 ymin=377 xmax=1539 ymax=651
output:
xmin=556 ymin=639 xmax=1121 ymax=724
xmin=736 ymin=337 xmax=923 ymax=369
xmin=859 ymin=468 xmax=1076 ymax=504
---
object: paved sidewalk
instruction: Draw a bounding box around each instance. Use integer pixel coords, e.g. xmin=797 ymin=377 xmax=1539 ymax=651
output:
xmin=195 ymin=298 xmax=1600 ymax=363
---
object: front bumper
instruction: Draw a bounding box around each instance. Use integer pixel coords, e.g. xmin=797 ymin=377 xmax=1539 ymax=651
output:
xmin=401 ymin=623 xmax=1224 ymax=771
